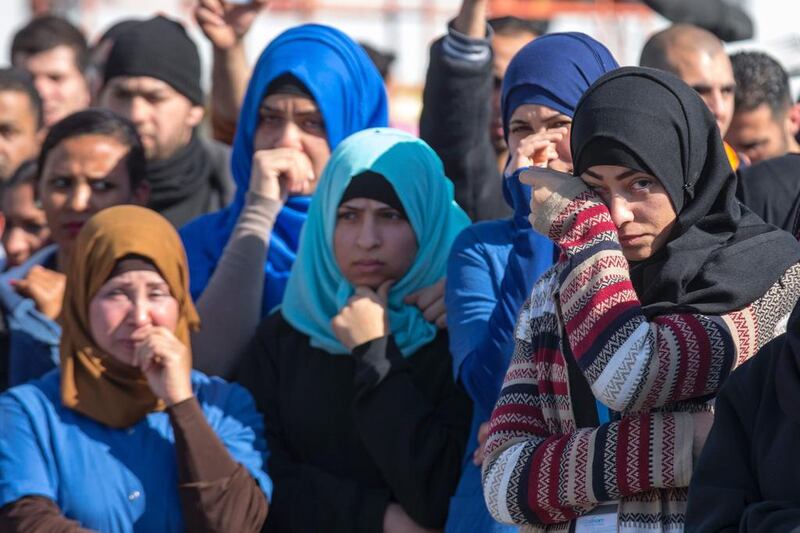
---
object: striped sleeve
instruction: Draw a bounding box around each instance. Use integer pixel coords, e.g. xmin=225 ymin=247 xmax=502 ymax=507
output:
xmin=481 ymin=298 xmax=694 ymax=526
xmin=532 ymin=178 xmax=800 ymax=412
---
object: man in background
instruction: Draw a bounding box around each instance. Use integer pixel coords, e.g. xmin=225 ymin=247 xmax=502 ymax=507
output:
xmin=727 ymin=50 xmax=800 ymax=164
xmin=639 ymin=23 xmax=742 ymax=168
xmin=10 ymin=15 xmax=91 ymax=128
xmin=0 ymin=69 xmax=42 ymax=184
xmin=98 ymin=16 xmax=234 ymax=228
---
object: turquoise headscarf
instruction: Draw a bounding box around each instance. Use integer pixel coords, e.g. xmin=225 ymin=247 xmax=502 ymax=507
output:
xmin=281 ymin=128 xmax=470 ymax=356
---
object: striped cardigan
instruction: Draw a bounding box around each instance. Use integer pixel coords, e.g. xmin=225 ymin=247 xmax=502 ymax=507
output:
xmin=481 ymin=178 xmax=800 ymax=532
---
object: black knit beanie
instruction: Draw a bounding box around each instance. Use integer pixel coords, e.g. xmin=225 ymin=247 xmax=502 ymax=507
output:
xmin=103 ymin=16 xmax=203 ymax=105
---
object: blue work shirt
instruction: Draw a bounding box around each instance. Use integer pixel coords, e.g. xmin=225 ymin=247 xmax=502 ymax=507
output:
xmin=0 ymin=370 xmax=272 ymax=532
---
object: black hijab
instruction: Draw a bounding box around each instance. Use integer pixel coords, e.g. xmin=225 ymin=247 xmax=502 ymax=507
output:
xmin=571 ymin=66 xmax=800 ymax=317
xmin=737 ymin=154 xmax=800 ymax=239
xmin=776 ymin=303 xmax=800 ymax=424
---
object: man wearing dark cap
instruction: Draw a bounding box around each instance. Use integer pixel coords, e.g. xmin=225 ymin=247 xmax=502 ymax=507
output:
xmin=98 ymin=15 xmax=234 ymax=228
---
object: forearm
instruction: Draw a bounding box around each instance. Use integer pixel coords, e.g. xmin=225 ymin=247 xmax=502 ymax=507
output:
xmin=533 ymin=179 xmax=772 ymax=411
xmin=210 ymin=42 xmax=250 ymax=142
xmin=0 ymin=497 xmax=96 ymax=533
xmin=482 ymin=411 xmax=694 ymax=526
xmin=453 ymin=0 xmax=489 ymax=38
xmin=192 ymin=192 xmax=281 ymax=378
xmin=169 ymin=397 xmax=268 ymax=533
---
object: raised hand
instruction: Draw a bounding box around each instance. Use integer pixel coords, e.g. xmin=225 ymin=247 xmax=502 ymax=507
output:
xmin=404 ymin=278 xmax=447 ymax=329
xmin=131 ymin=326 xmax=194 ymax=406
xmin=194 ymin=0 xmax=268 ymax=50
xmin=331 ymin=280 xmax=393 ymax=350
xmin=250 ymin=148 xmax=315 ymax=203
xmin=12 ymin=266 xmax=67 ymax=320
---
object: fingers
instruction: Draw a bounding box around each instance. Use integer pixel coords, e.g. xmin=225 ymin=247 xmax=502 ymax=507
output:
xmin=435 ymin=313 xmax=447 ymax=330
xmin=421 ymin=297 xmax=445 ymax=324
xmin=195 ymin=5 xmax=226 ymax=27
xmin=376 ymin=279 xmax=394 ymax=303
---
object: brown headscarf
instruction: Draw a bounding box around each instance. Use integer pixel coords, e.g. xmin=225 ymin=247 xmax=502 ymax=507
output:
xmin=60 ymin=205 xmax=200 ymax=428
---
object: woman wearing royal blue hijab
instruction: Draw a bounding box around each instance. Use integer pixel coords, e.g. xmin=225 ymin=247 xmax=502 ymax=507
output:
xmin=180 ymin=24 xmax=388 ymax=377
xmin=237 ymin=128 xmax=473 ymax=532
xmin=444 ymin=32 xmax=618 ymax=533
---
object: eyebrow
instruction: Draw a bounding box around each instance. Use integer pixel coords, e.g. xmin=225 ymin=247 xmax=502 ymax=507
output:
xmin=583 ymin=168 xmax=641 ymax=181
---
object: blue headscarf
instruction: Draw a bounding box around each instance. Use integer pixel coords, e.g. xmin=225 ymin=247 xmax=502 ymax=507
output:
xmin=281 ymin=128 xmax=470 ymax=356
xmin=499 ymin=32 xmax=619 ymax=211
xmin=180 ymin=24 xmax=388 ymax=316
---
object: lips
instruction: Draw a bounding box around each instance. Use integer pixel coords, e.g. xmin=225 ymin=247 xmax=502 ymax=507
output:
xmin=618 ymin=234 xmax=644 ymax=246
xmin=62 ymin=221 xmax=86 ymax=237
xmin=352 ymin=259 xmax=385 ymax=273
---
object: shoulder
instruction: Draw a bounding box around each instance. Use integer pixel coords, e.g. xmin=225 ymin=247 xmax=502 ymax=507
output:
xmin=1 ymin=370 xmax=63 ymax=422
xmin=718 ymin=334 xmax=782 ymax=414
xmin=449 ymin=220 xmax=514 ymax=262
xmin=191 ymin=371 xmax=262 ymax=427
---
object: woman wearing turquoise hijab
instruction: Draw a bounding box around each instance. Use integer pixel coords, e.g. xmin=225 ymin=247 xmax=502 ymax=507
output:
xmin=237 ymin=128 xmax=473 ymax=532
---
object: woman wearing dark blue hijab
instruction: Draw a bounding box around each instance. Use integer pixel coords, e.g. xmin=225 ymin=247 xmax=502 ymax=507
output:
xmin=180 ymin=24 xmax=389 ymax=376
xmin=444 ymin=32 xmax=618 ymax=533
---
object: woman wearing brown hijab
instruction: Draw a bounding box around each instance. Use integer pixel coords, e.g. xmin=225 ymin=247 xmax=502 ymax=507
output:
xmin=0 ymin=205 xmax=271 ymax=532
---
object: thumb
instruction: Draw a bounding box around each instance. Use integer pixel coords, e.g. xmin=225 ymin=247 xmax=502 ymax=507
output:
xmin=377 ymin=279 xmax=394 ymax=303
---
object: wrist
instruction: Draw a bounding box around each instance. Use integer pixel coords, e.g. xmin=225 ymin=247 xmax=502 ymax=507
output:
xmin=164 ymin=389 xmax=194 ymax=407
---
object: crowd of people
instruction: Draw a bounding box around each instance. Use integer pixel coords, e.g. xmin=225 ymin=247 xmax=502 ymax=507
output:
xmin=0 ymin=0 xmax=799 ymax=531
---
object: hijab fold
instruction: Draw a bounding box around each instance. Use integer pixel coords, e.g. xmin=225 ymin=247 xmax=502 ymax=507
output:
xmin=180 ymin=24 xmax=388 ymax=316
xmin=61 ymin=206 xmax=200 ymax=428
xmin=281 ymin=128 xmax=470 ymax=356
xmin=571 ymin=67 xmax=800 ymax=316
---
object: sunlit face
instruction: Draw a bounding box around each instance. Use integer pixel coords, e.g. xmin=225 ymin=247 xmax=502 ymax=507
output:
xmin=726 ymin=103 xmax=792 ymax=164
xmin=581 ymin=165 xmax=677 ymax=261
xmin=100 ymin=76 xmax=203 ymax=161
xmin=0 ymin=90 xmax=40 ymax=181
xmin=1 ymin=180 xmax=49 ymax=268
xmin=14 ymin=45 xmax=90 ymax=127
xmin=507 ymin=104 xmax=573 ymax=172
xmin=490 ymin=30 xmax=538 ymax=153
xmin=89 ymin=269 xmax=179 ymax=365
xmin=672 ymin=50 xmax=735 ymax=137
xmin=253 ymin=93 xmax=330 ymax=196
xmin=334 ymin=197 xmax=418 ymax=289
xmin=38 ymin=134 xmax=148 ymax=257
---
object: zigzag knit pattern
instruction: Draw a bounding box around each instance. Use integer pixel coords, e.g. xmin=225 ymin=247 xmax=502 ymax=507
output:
xmin=481 ymin=178 xmax=800 ymax=532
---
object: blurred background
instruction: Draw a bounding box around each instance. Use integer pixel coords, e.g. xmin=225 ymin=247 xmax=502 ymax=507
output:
xmin=3 ymin=0 xmax=798 ymax=131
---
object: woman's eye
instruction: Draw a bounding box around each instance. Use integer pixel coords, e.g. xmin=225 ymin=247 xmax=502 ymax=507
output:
xmin=50 ymin=176 xmax=72 ymax=189
xmin=549 ymin=121 xmax=571 ymax=130
xmin=336 ymin=211 xmax=357 ymax=221
xmin=381 ymin=211 xmax=403 ymax=221
xmin=90 ymin=180 xmax=116 ymax=192
xmin=302 ymin=119 xmax=325 ymax=133
xmin=511 ymin=126 xmax=531 ymax=134
xmin=631 ymin=179 xmax=653 ymax=191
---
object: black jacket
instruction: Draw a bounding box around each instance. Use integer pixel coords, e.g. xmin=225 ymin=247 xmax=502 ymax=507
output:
xmin=686 ymin=331 xmax=800 ymax=532
xmin=237 ymin=313 xmax=472 ymax=533
xmin=420 ymin=35 xmax=511 ymax=222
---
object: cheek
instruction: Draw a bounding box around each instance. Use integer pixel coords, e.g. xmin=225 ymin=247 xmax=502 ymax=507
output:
xmin=88 ymin=300 xmax=125 ymax=346
xmin=304 ymin=137 xmax=331 ymax=177
xmin=150 ymin=299 xmax=180 ymax=331
xmin=332 ymin=225 xmax=352 ymax=271
xmin=252 ymin=124 xmax=276 ymax=152
xmin=388 ymin=226 xmax=418 ymax=276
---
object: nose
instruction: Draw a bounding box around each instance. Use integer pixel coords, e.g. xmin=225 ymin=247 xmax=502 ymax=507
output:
xmin=705 ymin=90 xmax=724 ymax=120
xmin=608 ymin=194 xmax=635 ymax=228
xmin=274 ymin=120 xmax=303 ymax=150
xmin=128 ymin=96 xmax=150 ymax=126
xmin=4 ymin=227 xmax=28 ymax=264
xmin=355 ymin=216 xmax=381 ymax=250
xmin=67 ymin=183 xmax=91 ymax=212
xmin=128 ymin=295 xmax=153 ymax=328
xmin=33 ymin=76 xmax=56 ymax=101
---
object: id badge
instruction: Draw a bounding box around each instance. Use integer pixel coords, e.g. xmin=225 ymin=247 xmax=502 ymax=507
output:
xmin=574 ymin=503 xmax=617 ymax=533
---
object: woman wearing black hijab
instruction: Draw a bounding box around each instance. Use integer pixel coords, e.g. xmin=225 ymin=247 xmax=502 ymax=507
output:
xmin=481 ymin=67 xmax=800 ymax=531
